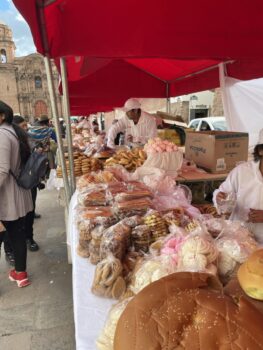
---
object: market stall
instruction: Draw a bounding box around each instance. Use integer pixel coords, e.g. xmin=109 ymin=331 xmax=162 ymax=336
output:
xmin=66 ymin=139 xmax=262 ymax=348
xmin=68 ymin=192 xmax=115 ymax=350
xmin=12 ymin=1 xmax=263 ymax=349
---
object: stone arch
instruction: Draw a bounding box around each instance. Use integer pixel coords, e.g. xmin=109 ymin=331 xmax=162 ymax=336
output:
xmin=35 ymin=100 xmax=48 ymax=118
xmin=0 ymin=48 xmax=7 ymax=63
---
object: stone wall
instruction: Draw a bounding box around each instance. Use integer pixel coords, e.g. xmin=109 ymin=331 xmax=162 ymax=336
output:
xmin=0 ymin=65 xmax=20 ymax=113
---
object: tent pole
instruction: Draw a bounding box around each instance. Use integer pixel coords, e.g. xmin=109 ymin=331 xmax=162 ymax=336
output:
xmin=60 ymin=57 xmax=76 ymax=194
xmin=166 ymin=83 xmax=171 ymax=114
xmin=44 ymin=56 xmax=71 ymax=208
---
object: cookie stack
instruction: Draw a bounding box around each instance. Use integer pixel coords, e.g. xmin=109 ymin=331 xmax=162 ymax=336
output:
xmin=81 ymin=157 xmax=103 ymax=174
xmin=56 ymin=166 xmax=63 ymax=178
xmin=131 ymin=225 xmax=153 ymax=252
xmin=56 ymin=155 xmax=103 ymax=178
xmin=71 ymin=158 xmax=82 ymax=177
xmin=89 ymin=238 xmax=101 ymax=265
xmin=144 ymin=212 xmax=168 ymax=239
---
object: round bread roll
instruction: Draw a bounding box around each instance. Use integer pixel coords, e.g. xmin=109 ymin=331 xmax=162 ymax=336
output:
xmin=114 ymin=272 xmax=263 ymax=350
xmin=237 ymin=249 xmax=263 ymax=301
xmin=224 ymin=278 xmax=263 ymax=314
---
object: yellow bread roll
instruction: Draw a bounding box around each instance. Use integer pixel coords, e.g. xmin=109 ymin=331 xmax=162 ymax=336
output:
xmin=238 ymin=249 xmax=263 ymax=300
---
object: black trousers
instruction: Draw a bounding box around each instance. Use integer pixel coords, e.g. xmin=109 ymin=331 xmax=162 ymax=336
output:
xmin=2 ymin=217 xmax=27 ymax=272
xmin=0 ymin=186 xmax=38 ymax=254
xmin=25 ymin=186 xmax=37 ymax=240
xmin=0 ymin=230 xmax=13 ymax=253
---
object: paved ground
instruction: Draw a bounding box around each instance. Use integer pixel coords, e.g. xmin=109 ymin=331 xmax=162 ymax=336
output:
xmin=0 ymin=189 xmax=75 ymax=350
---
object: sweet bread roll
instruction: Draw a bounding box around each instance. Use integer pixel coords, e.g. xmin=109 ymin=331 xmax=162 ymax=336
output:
xmin=237 ymin=249 xmax=263 ymax=301
xmin=224 ymin=278 xmax=263 ymax=314
xmin=115 ymin=272 xmax=263 ymax=350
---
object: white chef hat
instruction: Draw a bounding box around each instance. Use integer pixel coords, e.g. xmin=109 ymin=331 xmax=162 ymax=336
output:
xmin=258 ymin=128 xmax=263 ymax=145
xmin=124 ymin=98 xmax=141 ymax=112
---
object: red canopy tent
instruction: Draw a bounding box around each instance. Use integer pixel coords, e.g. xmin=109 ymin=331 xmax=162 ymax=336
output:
xmin=63 ymin=57 xmax=263 ymax=114
xmin=12 ymin=0 xmax=263 ymax=195
xmin=13 ymin=0 xmax=263 ymax=59
xmin=13 ymin=0 xmax=263 ymax=114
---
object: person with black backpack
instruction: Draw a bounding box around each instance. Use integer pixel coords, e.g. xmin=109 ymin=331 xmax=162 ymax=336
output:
xmin=13 ymin=115 xmax=46 ymax=251
xmin=0 ymin=101 xmax=33 ymax=287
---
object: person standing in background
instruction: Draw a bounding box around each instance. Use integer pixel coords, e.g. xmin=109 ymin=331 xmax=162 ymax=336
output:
xmin=13 ymin=115 xmax=40 ymax=251
xmin=107 ymin=98 xmax=157 ymax=148
xmin=28 ymin=115 xmax=57 ymax=175
xmin=213 ymin=128 xmax=263 ymax=244
xmin=0 ymin=101 xmax=33 ymax=287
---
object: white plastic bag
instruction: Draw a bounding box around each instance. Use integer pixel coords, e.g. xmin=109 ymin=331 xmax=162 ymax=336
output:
xmin=141 ymin=151 xmax=183 ymax=176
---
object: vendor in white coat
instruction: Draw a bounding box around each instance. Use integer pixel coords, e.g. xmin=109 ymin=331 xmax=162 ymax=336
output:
xmin=107 ymin=98 xmax=157 ymax=148
xmin=213 ymin=129 xmax=263 ymax=243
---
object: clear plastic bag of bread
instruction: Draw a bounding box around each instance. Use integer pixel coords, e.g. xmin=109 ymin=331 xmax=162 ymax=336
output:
xmin=216 ymin=191 xmax=237 ymax=216
xmin=92 ymin=213 xmax=119 ymax=229
xmin=152 ymin=184 xmax=192 ymax=212
xmin=122 ymin=250 xmax=144 ymax=280
xmin=84 ymin=142 xmax=97 ymax=157
xmin=122 ymin=215 xmax=144 ymax=228
xmin=114 ymin=196 xmax=153 ymax=219
xmin=77 ymin=239 xmax=90 ymax=258
xmin=78 ymin=219 xmax=94 ymax=241
xmin=160 ymin=232 xmax=187 ymax=258
xmin=76 ymin=205 xmax=114 ymax=223
xmin=143 ymin=173 xmax=175 ymax=195
xmin=89 ymin=238 xmax=101 ymax=265
xmin=115 ymin=187 xmax=153 ymax=202
xmin=176 ymin=229 xmax=219 ymax=276
xmin=215 ymin=221 xmax=258 ymax=283
xmin=75 ymin=206 xmax=114 ymax=240
xmin=96 ymin=297 xmax=132 ymax=350
xmin=130 ymin=254 xmax=176 ymax=294
xmin=92 ymin=254 xmax=126 ymax=299
xmin=77 ymin=184 xmax=108 ymax=207
xmin=100 ymin=221 xmax=132 ymax=261
xmin=201 ymin=217 xmax=226 ymax=238
xmin=104 ymin=165 xmax=132 ymax=182
xmin=106 ymin=182 xmax=128 ymax=200
xmin=91 ymin=170 xmax=119 ymax=184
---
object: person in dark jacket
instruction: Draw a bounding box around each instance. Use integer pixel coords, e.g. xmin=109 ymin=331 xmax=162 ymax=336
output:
xmin=13 ymin=115 xmax=40 ymax=251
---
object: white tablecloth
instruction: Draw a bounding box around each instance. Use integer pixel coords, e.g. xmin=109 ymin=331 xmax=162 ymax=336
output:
xmin=69 ymin=192 xmax=115 ymax=350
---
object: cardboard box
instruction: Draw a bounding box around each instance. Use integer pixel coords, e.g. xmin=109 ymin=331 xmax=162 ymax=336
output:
xmin=185 ymin=131 xmax=248 ymax=173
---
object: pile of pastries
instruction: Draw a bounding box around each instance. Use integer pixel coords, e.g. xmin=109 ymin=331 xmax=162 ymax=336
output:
xmin=105 ymin=148 xmax=147 ymax=172
xmin=75 ymin=168 xmax=259 ymax=306
xmin=56 ymin=152 xmax=103 ymax=178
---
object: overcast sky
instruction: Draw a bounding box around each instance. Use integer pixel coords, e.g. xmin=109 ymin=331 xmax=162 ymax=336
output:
xmin=0 ymin=0 xmax=36 ymax=56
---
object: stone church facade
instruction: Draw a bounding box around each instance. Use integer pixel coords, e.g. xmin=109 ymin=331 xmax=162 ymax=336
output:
xmin=0 ymin=21 xmax=62 ymax=122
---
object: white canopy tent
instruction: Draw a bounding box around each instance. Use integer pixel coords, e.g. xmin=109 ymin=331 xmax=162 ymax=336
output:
xmin=220 ymin=64 xmax=263 ymax=149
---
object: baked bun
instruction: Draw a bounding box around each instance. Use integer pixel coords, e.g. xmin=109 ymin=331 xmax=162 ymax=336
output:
xmin=114 ymin=272 xmax=263 ymax=350
xmin=224 ymin=278 xmax=263 ymax=314
xmin=237 ymin=249 xmax=263 ymax=300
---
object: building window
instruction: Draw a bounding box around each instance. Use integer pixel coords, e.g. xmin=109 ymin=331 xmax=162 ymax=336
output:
xmin=35 ymin=76 xmax=42 ymax=89
xmin=0 ymin=49 xmax=7 ymax=63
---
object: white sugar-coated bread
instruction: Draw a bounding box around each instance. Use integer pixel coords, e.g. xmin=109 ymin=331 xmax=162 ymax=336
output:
xmin=114 ymin=272 xmax=263 ymax=350
xmin=238 ymin=249 xmax=263 ymax=301
xmin=97 ymin=298 xmax=132 ymax=350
